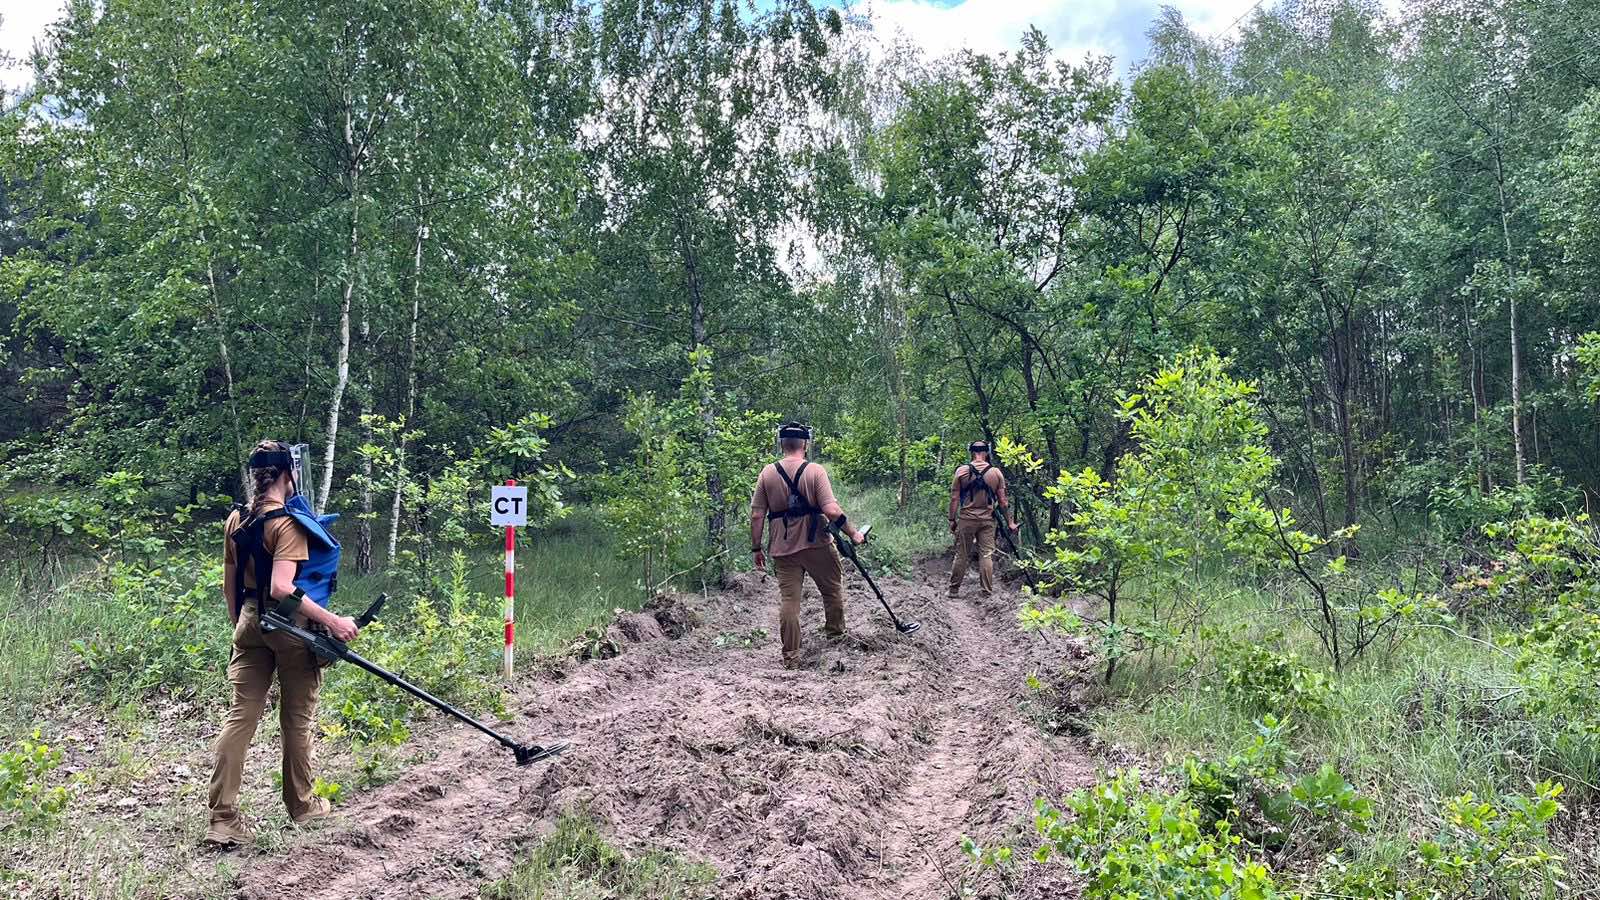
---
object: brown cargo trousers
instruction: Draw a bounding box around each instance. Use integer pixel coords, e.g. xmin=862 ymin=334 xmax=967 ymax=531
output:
xmin=773 ymin=543 xmax=846 ymax=666
xmin=207 ymin=604 xmax=324 ymax=827
xmin=950 ymin=517 xmax=997 ymax=597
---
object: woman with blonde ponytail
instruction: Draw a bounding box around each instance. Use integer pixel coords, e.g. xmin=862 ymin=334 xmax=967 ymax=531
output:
xmin=204 ymin=440 xmax=359 ymax=847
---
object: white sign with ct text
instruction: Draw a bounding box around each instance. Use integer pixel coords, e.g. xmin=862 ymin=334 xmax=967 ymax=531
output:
xmin=490 ymin=485 xmax=529 ymax=527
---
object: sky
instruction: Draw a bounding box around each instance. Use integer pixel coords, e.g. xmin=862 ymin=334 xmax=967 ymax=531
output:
xmin=858 ymin=0 xmax=1270 ymax=70
xmin=0 ymin=1 xmax=64 ymax=97
xmin=0 ymin=0 xmax=1289 ymax=97
xmin=8 ymin=0 xmax=1424 ymax=99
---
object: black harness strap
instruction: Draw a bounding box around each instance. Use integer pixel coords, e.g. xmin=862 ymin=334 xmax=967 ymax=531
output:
xmin=768 ymin=460 xmax=822 ymax=543
xmin=959 ymin=463 xmax=998 ymax=506
xmin=232 ymin=508 xmax=292 ymax=613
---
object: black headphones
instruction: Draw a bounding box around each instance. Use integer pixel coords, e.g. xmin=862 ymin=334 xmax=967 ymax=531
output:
xmin=248 ymin=449 xmax=294 ymax=469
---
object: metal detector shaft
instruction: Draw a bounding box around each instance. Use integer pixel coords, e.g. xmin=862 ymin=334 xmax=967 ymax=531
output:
xmin=259 ymin=611 xmax=523 ymax=753
xmin=992 ymin=509 xmax=1037 ymax=589
xmin=258 ymin=594 xmax=566 ymax=764
xmin=830 ymin=524 xmax=920 ymax=634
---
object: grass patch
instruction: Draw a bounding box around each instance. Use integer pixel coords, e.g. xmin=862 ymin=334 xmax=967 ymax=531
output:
xmin=482 ymin=812 xmax=716 ymax=900
xmin=339 ymin=508 xmax=642 ymax=657
xmin=1080 ymin=573 xmax=1597 ymax=896
xmin=841 ymin=483 xmax=949 ymax=576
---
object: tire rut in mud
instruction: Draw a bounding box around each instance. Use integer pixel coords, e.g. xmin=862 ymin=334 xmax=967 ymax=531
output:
xmin=237 ymin=565 xmax=1095 ymax=900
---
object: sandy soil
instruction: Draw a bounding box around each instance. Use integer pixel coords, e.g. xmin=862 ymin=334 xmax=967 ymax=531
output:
xmin=236 ymin=557 xmax=1098 ymax=900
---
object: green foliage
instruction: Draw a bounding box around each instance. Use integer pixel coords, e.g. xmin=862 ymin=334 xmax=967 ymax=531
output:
xmin=311 ymin=776 xmax=346 ymax=805
xmin=0 ymin=730 xmax=70 ymax=833
xmin=320 ymin=552 xmax=507 ymax=747
xmin=1497 ymin=515 xmax=1600 ymax=735
xmin=1024 ymin=350 xmax=1280 ymax=682
xmin=67 ymin=556 xmax=230 ymax=704
xmin=482 ymin=812 xmax=716 ymax=900
xmin=712 ymin=628 xmax=768 ymax=650
xmin=1020 ymin=715 xmax=1560 ymax=898
xmin=1033 ymin=770 xmax=1288 ymax=899
xmin=1314 ymin=783 xmax=1565 ymax=899
xmin=828 ymin=413 xmax=941 ymax=486
xmin=411 ymin=414 xmax=570 ymax=556
xmin=1212 ymin=635 xmax=1338 ymax=719
xmin=1578 ymin=332 xmax=1600 ymax=403
xmin=601 ymin=351 xmax=776 ymax=588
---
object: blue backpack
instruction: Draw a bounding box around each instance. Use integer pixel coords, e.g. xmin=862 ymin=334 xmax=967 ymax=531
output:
xmin=231 ymin=494 xmax=341 ymax=612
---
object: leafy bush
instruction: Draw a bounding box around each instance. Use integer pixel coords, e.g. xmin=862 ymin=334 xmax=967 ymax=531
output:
xmin=1313 ymin=782 xmax=1565 ymax=899
xmin=1212 ymin=634 xmax=1338 ymax=719
xmin=1492 ymin=515 xmax=1600 ymax=735
xmin=1180 ymin=716 xmax=1371 ymax=856
xmin=67 ymin=555 xmax=230 ymax=704
xmin=827 ymin=412 xmax=942 ymax=486
xmin=601 ymin=349 xmax=775 ymax=588
xmin=1033 ymin=769 xmax=1289 ymax=899
xmin=1014 ymin=718 xmax=1560 ymax=899
xmin=320 ymin=552 xmax=507 ymax=746
xmin=0 ymin=729 xmax=70 ymax=833
xmin=1022 ymin=350 xmax=1281 ymax=683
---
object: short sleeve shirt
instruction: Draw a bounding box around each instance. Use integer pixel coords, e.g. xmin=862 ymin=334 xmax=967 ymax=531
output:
xmin=751 ymin=459 xmax=838 ymax=557
xmin=225 ymin=501 xmax=310 ymax=598
xmin=952 ymin=463 xmax=1005 ymax=522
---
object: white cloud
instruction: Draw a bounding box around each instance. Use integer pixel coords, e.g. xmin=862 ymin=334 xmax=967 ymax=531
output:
xmin=0 ymin=0 xmax=67 ymax=97
xmin=857 ymin=0 xmax=1404 ymax=72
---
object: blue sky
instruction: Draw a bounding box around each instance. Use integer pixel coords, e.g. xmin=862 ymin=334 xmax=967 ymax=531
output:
xmin=801 ymin=0 xmax=1275 ymax=75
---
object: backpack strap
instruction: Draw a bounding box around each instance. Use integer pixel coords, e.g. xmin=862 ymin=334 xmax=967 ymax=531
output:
xmin=232 ymin=509 xmax=293 ymax=614
xmin=769 ymin=460 xmax=821 ymax=542
xmin=959 ymin=463 xmax=998 ymax=506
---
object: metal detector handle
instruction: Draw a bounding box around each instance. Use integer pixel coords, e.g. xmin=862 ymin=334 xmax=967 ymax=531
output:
xmin=356 ymin=593 xmax=388 ymax=628
xmin=831 ymin=522 xmax=870 ymax=561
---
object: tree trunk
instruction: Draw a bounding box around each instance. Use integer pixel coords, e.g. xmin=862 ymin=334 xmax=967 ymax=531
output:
xmin=882 ymin=276 xmax=911 ymax=512
xmin=355 ymin=305 xmax=373 ymax=574
xmin=318 ymin=103 xmax=360 ymax=516
xmin=1465 ymin=288 xmax=1491 ymax=493
xmin=200 ymin=239 xmax=246 ymax=498
xmin=678 ymin=214 xmax=724 ymax=563
xmin=1020 ymin=342 xmax=1062 ymax=531
xmin=1494 ymin=153 xmax=1526 ymax=485
xmin=390 ymin=202 xmax=425 ymax=564
xmin=1328 ymin=308 xmax=1360 ymax=556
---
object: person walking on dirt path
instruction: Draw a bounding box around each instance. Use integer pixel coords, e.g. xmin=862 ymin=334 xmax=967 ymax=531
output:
xmin=948 ymin=440 xmax=1019 ymax=598
xmin=749 ymin=422 xmax=867 ymax=669
xmin=204 ymin=440 xmax=360 ymax=847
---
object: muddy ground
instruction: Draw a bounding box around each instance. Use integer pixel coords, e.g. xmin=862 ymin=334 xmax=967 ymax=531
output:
xmin=236 ymin=557 xmax=1100 ymax=899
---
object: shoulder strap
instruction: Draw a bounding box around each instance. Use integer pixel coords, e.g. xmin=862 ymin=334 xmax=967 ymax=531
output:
xmin=773 ymin=460 xmax=809 ymax=501
xmin=960 ymin=462 xmax=997 ymax=503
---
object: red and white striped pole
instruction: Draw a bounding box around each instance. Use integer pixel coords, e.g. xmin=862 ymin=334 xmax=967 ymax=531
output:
xmin=503 ymin=478 xmax=516 ymax=679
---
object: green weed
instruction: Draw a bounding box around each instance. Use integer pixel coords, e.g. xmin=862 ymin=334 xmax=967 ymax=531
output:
xmin=482 ymin=812 xmax=716 ymax=900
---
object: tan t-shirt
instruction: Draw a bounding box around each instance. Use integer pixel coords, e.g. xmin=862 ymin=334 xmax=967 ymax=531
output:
xmin=950 ymin=463 xmax=1005 ymax=522
xmin=225 ymin=501 xmax=311 ymax=604
xmin=751 ymin=458 xmax=838 ymax=558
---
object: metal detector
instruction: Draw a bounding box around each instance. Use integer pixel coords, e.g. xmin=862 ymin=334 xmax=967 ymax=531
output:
xmin=260 ymin=593 xmax=568 ymax=766
xmin=993 ymin=508 xmax=1038 ymax=590
xmin=830 ymin=524 xmax=921 ymax=635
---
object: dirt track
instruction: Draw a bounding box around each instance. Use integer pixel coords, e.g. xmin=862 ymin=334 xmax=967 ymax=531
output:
xmin=239 ymin=556 xmax=1096 ymax=900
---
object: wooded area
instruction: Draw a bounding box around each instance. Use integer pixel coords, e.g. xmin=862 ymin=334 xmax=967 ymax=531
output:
xmin=3 ymin=0 xmax=1600 ymax=897
xmin=3 ymin=0 xmax=1597 ymax=568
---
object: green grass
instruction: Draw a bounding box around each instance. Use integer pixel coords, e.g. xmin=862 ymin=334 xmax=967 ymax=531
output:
xmin=328 ymin=508 xmax=644 ymax=657
xmin=0 ymin=566 xmax=149 ymax=730
xmin=482 ymin=812 xmax=716 ymax=900
xmin=1081 ymin=573 xmax=1598 ymax=894
xmin=840 ymin=482 xmax=950 ymax=576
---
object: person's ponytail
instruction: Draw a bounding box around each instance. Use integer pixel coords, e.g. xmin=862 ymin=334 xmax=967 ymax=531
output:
xmin=245 ymin=439 xmax=291 ymax=521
